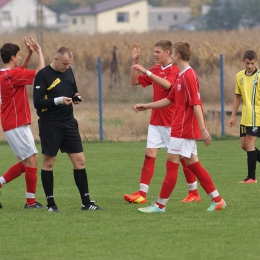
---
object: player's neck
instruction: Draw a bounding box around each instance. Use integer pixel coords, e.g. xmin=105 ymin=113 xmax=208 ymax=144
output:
xmin=161 ymin=59 xmax=172 ymax=67
xmin=177 ymin=61 xmax=190 ymax=72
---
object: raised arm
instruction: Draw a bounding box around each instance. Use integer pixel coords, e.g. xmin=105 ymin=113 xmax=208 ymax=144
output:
xmin=21 ymin=37 xmax=33 ymax=69
xmin=25 ymin=36 xmax=45 ymax=74
xmin=228 ymin=94 xmax=242 ymax=127
xmin=193 ymin=105 xmax=212 ymax=146
xmin=131 ymin=43 xmax=141 ymax=85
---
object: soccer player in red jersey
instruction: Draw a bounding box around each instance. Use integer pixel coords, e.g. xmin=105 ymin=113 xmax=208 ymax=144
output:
xmin=124 ymin=40 xmax=201 ymax=204
xmin=134 ymin=41 xmax=226 ymax=213
xmin=0 ymin=37 xmax=45 ymax=209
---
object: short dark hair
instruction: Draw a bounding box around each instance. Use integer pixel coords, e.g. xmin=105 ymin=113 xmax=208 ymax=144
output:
xmin=243 ymin=50 xmax=257 ymax=61
xmin=0 ymin=43 xmax=20 ymax=64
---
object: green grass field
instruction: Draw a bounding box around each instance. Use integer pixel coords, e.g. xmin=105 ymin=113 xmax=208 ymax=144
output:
xmin=1 ymin=139 xmax=260 ymax=260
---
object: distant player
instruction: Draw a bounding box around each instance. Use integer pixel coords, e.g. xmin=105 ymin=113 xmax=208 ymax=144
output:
xmin=124 ymin=40 xmax=201 ymax=205
xmin=229 ymin=50 xmax=260 ymax=183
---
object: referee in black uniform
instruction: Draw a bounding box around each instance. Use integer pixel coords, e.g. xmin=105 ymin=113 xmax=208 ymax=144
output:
xmin=33 ymin=47 xmax=103 ymax=212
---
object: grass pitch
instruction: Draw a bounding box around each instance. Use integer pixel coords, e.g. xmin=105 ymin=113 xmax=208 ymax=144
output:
xmin=0 ymin=139 xmax=260 ymax=260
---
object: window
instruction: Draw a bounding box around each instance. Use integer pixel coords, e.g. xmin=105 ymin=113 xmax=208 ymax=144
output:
xmin=72 ymin=18 xmax=77 ymax=24
xmin=2 ymin=11 xmax=11 ymax=21
xmin=173 ymin=14 xmax=178 ymax=20
xmin=158 ymin=14 xmax=162 ymax=21
xmin=117 ymin=12 xmax=129 ymax=22
xmin=82 ymin=17 xmax=85 ymax=24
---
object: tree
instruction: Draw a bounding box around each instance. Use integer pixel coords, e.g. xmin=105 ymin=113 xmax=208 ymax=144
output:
xmin=240 ymin=0 xmax=260 ymax=28
xmin=205 ymin=0 xmax=242 ymax=30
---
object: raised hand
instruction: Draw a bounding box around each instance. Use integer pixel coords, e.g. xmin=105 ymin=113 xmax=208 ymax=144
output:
xmin=25 ymin=36 xmax=41 ymax=52
xmin=132 ymin=43 xmax=141 ymax=60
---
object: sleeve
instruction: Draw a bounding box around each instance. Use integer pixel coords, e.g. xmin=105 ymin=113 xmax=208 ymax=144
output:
xmin=235 ymin=72 xmax=242 ymax=96
xmin=167 ymin=85 xmax=175 ymax=103
xmin=33 ymin=69 xmax=56 ymax=109
xmin=165 ymin=66 xmax=179 ymax=86
xmin=186 ymin=70 xmax=201 ymax=106
xmin=69 ymin=68 xmax=78 ymax=96
xmin=7 ymin=67 xmax=35 ymax=87
xmin=137 ymin=66 xmax=154 ymax=87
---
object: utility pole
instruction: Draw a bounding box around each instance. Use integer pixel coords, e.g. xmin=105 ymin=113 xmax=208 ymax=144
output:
xmin=36 ymin=0 xmax=43 ymax=50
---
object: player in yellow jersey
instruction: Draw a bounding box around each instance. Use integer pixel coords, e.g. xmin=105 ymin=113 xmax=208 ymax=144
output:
xmin=229 ymin=50 xmax=260 ymax=183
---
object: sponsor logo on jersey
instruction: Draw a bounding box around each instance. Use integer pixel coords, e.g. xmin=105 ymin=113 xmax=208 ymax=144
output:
xmin=47 ymin=78 xmax=61 ymax=90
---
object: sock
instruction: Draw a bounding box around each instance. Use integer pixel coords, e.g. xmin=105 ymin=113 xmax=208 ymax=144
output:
xmin=255 ymin=148 xmax=260 ymax=163
xmin=41 ymin=170 xmax=55 ymax=205
xmin=188 ymin=161 xmax=221 ymax=203
xmin=139 ymin=155 xmax=155 ymax=198
xmin=247 ymin=150 xmax=257 ymax=179
xmin=0 ymin=162 xmax=25 ymax=188
xmin=73 ymin=169 xmax=91 ymax=205
xmin=156 ymin=160 xmax=179 ymax=209
xmin=25 ymin=166 xmax=37 ymax=205
xmin=180 ymin=158 xmax=199 ymax=196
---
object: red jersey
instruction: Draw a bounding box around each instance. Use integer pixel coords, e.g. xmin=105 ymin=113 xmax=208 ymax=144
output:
xmin=0 ymin=67 xmax=35 ymax=132
xmin=167 ymin=66 xmax=202 ymax=139
xmin=138 ymin=63 xmax=179 ymax=126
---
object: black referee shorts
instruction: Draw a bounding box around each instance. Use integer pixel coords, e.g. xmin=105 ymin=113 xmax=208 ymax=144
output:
xmin=38 ymin=118 xmax=83 ymax=156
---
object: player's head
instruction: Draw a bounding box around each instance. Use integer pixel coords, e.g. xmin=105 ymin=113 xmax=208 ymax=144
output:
xmin=243 ymin=50 xmax=257 ymax=75
xmin=52 ymin=47 xmax=73 ymax=73
xmin=0 ymin=43 xmax=21 ymax=64
xmin=172 ymin=42 xmax=191 ymax=64
xmin=153 ymin=39 xmax=172 ymax=66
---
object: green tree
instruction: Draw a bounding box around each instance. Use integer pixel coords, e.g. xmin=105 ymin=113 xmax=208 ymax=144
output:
xmin=240 ymin=0 xmax=260 ymax=28
xmin=205 ymin=0 xmax=242 ymax=30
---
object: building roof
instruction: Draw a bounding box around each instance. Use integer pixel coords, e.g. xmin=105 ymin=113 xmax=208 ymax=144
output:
xmin=68 ymin=0 xmax=143 ymax=15
xmin=0 ymin=0 xmax=10 ymax=9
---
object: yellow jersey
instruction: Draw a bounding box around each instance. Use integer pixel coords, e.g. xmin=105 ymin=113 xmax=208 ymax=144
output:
xmin=235 ymin=69 xmax=260 ymax=126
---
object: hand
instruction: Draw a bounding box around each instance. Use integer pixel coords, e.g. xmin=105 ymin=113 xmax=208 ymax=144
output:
xmin=228 ymin=117 xmax=235 ymax=127
xmin=24 ymin=37 xmax=33 ymax=52
xmin=63 ymin=97 xmax=72 ymax=106
xmin=132 ymin=43 xmax=141 ymax=61
xmin=132 ymin=64 xmax=146 ymax=74
xmin=72 ymin=93 xmax=84 ymax=104
xmin=201 ymin=128 xmax=212 ymax=146
xmin=25 ymin=36 xmax=42 ymax=52
xmin=135 ymin=103 xmax=147 ymax=112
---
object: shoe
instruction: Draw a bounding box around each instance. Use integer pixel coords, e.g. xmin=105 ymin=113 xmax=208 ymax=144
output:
xmin=138 ymin=204 xmax=165 ymax=213
xmin=0 ymin=191 xmax=2 ymax=209
xmin=181 ymin=193 xmax=201 ymax=202
xmin=124 ymin=191 xmax=146 ymax=204
xmin=238 ymin=178 xmax=257 ymax=183
xmin=24 ymin=201 xmax=46 ymax=209
xmin=82 ymin=200 xmax=104 ymax=210
xmin=47 ymin=203 xmax=60 ymax=212
xmin=206 ymin=199 xmax=226 ymax=211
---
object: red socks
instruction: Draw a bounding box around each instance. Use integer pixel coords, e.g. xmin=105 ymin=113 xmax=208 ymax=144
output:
xmin=156 ymin=160 xmax=179 ymax=208
xmin=139 ymin=155 xmax=155 ymax=197
xmin=188 ymin=161 xmax=221 ymax=203
xmin=180 ymin=158 xmax=199 ymax=196
xmin=0 ymin=162 xmax=25 ymax=188
xmin=25 ymin=166 xmax=37 ymax=205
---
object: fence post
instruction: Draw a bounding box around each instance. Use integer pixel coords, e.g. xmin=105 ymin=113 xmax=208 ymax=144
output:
xmin=98 ymin=57 xmax=103 ymax=141
xmin=220 ymin=54 xmax=225 ymax=136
